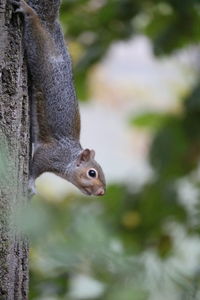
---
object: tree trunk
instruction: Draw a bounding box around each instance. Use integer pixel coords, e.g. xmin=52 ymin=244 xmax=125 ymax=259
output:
xmin=0 ymin=0 xmax=29 ymax=299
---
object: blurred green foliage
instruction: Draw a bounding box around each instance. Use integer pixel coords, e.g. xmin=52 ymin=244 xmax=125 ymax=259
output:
xmin=60 ymin=0 xmax=200 ymax=98
xmin=25 ymin=0 xmax=200 ymax=299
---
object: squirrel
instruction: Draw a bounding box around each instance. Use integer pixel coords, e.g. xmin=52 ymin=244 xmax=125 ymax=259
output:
xmin=10 ymin=0 xmax=106 ymax=196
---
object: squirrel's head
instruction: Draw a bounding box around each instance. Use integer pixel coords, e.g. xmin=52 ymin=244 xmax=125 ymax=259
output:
xmin=70 ymin=149 xmax=106 ymax=196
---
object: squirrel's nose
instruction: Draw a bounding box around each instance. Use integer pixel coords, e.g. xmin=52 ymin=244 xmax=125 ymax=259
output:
xmin=96 ymin=187 xmax=105 ymax=196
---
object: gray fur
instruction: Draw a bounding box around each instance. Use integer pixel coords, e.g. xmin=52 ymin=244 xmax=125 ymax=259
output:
xmin=24 ymin=3 xmax=80 ymax=141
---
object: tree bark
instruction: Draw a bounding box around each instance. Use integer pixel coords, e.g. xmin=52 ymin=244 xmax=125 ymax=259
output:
xmin=0 ymin=0 xmax=29 ymax=299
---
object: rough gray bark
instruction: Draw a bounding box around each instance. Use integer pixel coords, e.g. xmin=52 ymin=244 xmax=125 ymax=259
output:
xmin=0 ymin=0 xmax=29 ymax=299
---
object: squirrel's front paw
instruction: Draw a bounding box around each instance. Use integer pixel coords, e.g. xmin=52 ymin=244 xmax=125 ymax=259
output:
xmin=9 ymin=0 xmax=22 ymax=12
xmin=9 ymin=0 xmax=20 ymax=6
xmin=9 ymin=0 xmax=34 ymax=16
xmin=28 ymin=177 xmax=37 ymax=197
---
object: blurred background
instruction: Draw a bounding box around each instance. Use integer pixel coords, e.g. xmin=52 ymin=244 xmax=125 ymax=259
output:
xmin=25 ymin=0 xmax=200 ymax=299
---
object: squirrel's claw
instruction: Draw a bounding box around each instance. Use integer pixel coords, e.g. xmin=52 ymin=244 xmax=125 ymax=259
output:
xmin=9 ymin=0 xmax=22 ymax=14
xmin=15 ymin=7 xmax=24 ymax=14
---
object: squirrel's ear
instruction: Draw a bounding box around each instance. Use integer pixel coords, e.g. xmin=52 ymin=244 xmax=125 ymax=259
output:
xmin=77 ymin=149 xmax=92 ymax=166
xmin=90 ymin=149 xmax=95 ymax=159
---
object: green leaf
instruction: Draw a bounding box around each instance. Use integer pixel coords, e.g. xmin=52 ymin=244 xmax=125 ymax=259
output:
xmin=130 ymin=112 xmax=169 ymax=129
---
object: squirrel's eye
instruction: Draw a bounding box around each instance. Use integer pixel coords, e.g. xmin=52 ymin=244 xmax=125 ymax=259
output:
xmin=87 ymin=169 xmax=97 ymax=178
